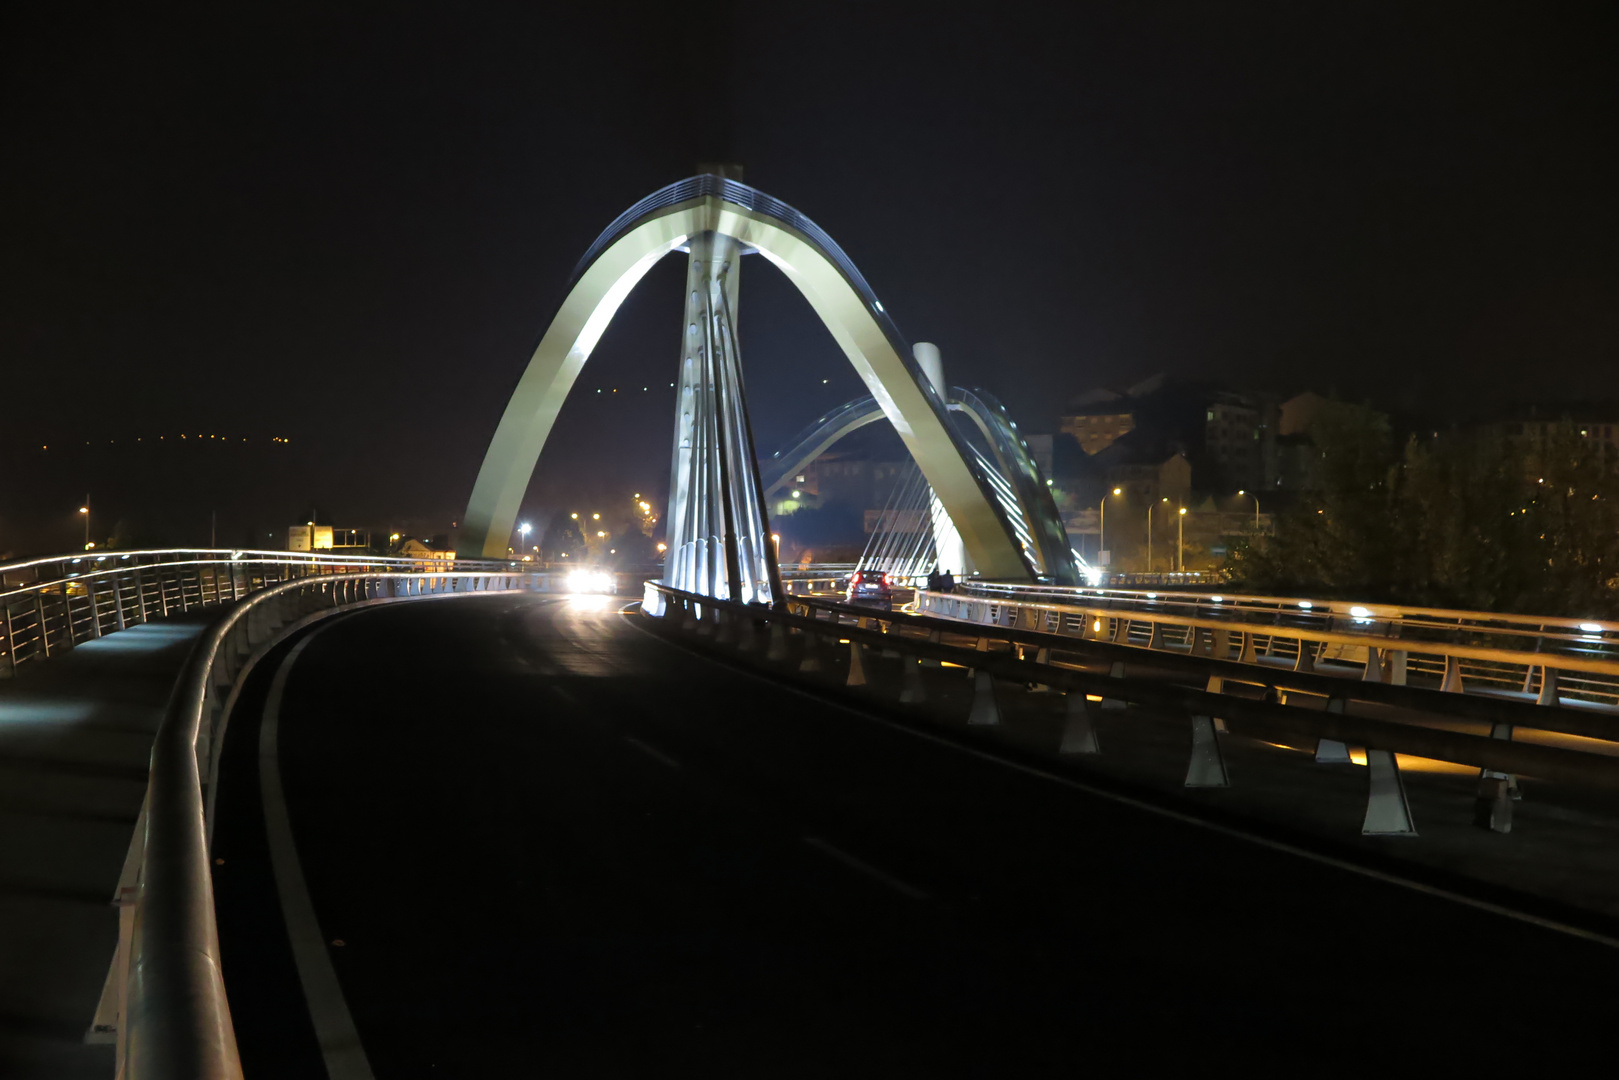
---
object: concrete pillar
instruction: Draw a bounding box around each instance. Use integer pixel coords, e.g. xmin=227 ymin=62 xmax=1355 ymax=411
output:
xmin=846 ymin=640 xmax=868 ymax=687
xmin=1184 ymin=715 xmax=1229 ymax=787
xmin=1362 ymin=750 xmax=1416 ymax=835
xmin=1058 ymin=693 xmax=1100 ymax=754
xmin=966 ymin=670 xmax=1000 ymax=726
xmin=899 ymin=655 xmax=927 ymax=703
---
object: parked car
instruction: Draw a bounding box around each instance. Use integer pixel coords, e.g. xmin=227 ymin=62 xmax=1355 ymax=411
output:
xmin=844 ymin=569 xmax=893 ymax=607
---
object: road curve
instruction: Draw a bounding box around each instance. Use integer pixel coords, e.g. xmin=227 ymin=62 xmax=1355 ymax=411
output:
xmin=210 ymin=593 xmax=1613 ymax=1075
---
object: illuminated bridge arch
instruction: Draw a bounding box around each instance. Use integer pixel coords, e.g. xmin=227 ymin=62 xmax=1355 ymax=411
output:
xmin=458 ymin=174 xmax=1053 ymax=589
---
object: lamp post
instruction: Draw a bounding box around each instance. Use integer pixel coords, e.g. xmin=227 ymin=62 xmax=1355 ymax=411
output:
xmin=1177 ymin=506 xmax=1187 ymax=573
xmin=1238 ymin=489 xmax=1260 ymax=530
xmin=79 ymin=497 xmax=90 ymax=550
xmin=1147 ymin=497 xmax=1168 ymax=573
xmin=518 ymin=522 xmax=532 ymax=549
xmin=1098 ymin=487 xmax=1122 ymax=564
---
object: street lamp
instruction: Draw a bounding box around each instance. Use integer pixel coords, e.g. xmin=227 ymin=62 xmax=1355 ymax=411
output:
xmin=1177 ymin=506 xmax=1187 ymax=573
xmin=79 ymin=498 xmax=90 ymax=550
xmin=1098 ymin=487 xmax=1122 ymax=564
xmin=1147 ymin=497 xmax=1168 ymax=573
xmin=518 ymin=522 xmax=531 ymax=547
xmin=1237 ymin=489 xmax=1260 ymax=530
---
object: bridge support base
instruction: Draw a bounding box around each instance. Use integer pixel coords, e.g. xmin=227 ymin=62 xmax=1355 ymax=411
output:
xmin=1101 ymin=658 xmax=1127 ymax=710
xmin=966 ymin=671 xmax=1000 ymax=726
xmin=899 ymin=655 xmax=927 ymax=704
xmin=1058 ymin=693 xmax=1099 ymax=754
xmin=798 ymin=632 xmax=823 ymax=674
xmin=1184 ymin=715 xmax=1229 ymax=787
xmin=1474 ymin=776 xmax=1514 ymax=833
xmin=1362 ymin=749 xmax=1417 ymax=835
xmin=846 ymin=641 xmax=868 ymax=687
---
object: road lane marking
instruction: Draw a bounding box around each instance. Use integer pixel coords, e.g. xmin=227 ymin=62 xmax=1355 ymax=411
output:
xmin=803 ymin=836 xmax=930 ymax=901
xmin=623 ymin=735 xmax=682 ymax=769
xmin=620 ymin=607 xmax=1619 ymax=952
xmin=261 ymin=626 xmax=378 ymax=1080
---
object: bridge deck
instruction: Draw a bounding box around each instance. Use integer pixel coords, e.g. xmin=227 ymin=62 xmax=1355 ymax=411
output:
xmin=209 ymin=594 xmax=1614 ymax=1072
xmin=0 ymin=614 xmax=214 ymax=1078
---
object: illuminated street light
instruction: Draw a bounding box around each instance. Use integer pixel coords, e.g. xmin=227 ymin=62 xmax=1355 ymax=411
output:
xmin=1237 ymin=489 xmax=1261 ymax=530
xmin=656 ymin=542 xmax=668 ymax=553
xmin=1098 ymin=487 xmax=1123 ymax=568
xmin=79 ymin=497 xmax=90 ymax=550
xmin=592 ymin=513 xmax=600 ymax=520
xmin=570 ymin=512 xmax=579 ymax=520
xmin=596 ymin=530 xmax=606 ymax=538
xmin=1177 ymin=506 xmax=1187 ymax=573
xmin=1147 ymin=497 xmax=1169 ymax=573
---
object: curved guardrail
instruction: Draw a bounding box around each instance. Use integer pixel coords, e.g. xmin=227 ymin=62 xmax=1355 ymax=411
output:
xmin=641 ymin=581 xmax=1619 ymax=840
xmin=86 ymin=566 xmax=559 ymax=1078
xmin=0 ymin=548 xmax=517 ymax=678
xmin=928 ymin=584 xmax=1619 ymax=708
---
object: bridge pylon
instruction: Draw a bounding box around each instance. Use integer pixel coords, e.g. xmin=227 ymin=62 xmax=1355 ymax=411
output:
xmin=664 ymin=227 xmax=781 ymax=604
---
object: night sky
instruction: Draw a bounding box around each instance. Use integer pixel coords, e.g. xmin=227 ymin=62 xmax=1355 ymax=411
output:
xmin=3 ymin=3 xmax=1614 ymax=553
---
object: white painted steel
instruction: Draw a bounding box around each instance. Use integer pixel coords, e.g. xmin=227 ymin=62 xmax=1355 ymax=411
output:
xmin=458 ymin=177 xmax=1031 ymax=581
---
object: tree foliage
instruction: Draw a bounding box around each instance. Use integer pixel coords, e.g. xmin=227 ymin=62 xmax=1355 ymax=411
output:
xmin=1231 ymin=408 xmax=1619 ymax=617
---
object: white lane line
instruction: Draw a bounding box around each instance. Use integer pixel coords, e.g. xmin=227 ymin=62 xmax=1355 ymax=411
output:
xmin=803 ymin=836 xmax=931 ymax=901
xmin=620 ymin=608 xmax=1619 ymax=952
xmin=622 ymin=735 xmax=682 ymax=770
xmin=261 ymin=627 xmax=378 ymax=1080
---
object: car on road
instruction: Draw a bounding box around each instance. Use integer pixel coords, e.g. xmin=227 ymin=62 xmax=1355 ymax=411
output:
xmin=844 ymin=569 xmax=892 ymax=608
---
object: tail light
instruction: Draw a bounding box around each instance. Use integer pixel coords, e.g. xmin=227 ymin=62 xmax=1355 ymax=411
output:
xmin=851 ymin=571 xmax=863 ymax=584
xmin=881 ymin=573 xmax=891 ymax=586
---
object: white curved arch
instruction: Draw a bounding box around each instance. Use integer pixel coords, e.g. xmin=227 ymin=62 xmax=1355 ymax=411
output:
xmin=458 ymin=182 xmax=1032 ymax=581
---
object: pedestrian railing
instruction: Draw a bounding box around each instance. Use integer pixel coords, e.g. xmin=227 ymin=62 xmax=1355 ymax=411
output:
xmin=85 ymin=565 xmax=557 ymax=1079
xmin=933 ymin=584 xmax=1619 ymax=709
xmin=642 ymin=580 xmax=1619 ymax=842
xmin=0 ymin=548 xmax=515 ymax=678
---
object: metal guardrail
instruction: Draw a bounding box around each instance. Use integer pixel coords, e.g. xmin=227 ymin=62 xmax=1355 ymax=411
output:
xmin=945 ymin=582 xmax=1619 ymax=708
xmin=641 ymin=581 xmax=1619 ymax=838
xmin=77 ymin=563 xmax=560 ymax=1078
xmin=0 ymin=548 xmax=517 ymax=678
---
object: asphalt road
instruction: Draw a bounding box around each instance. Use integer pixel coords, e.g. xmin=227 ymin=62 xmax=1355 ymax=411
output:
xmin=211 ymin=593 xmax=1617 ymax=1076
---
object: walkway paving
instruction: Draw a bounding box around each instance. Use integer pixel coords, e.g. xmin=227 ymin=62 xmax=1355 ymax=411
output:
xmin=0 ymin=615 xmax=212 ymax=1079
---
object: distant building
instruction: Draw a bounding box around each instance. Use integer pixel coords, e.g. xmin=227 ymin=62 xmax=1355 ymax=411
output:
xmin=398 ymin=537 xmax=455 ymax=565
xmin=288 ymin=524 xmax=334 ymax=552
xmin=1481 ymin=407 xmax=1619 ymax=476
xmin=288 ymin=524 xmax=373 ymax=554
xmin=1202 ymin=392 xmax=1272 ymax=494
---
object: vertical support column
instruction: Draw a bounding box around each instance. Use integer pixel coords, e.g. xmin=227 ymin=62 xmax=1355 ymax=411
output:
xmin=1362 ymin=750 xmax=1416 ymax=835
xmin=663 ymin=222 xmax=779 ymax=607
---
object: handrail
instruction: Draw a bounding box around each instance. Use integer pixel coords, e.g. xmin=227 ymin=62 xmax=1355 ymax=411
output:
xmin=640 ymin=583 xmax=1619 ymax=791
xmin=0 ymin=549 xmax=514 ymax=679
xmin=92 ymin=566 xmax=559 ymax=1076
xmin=958 ymin=579 xmax=1619 ymax=637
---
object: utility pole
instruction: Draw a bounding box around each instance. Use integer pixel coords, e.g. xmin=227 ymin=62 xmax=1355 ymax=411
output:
xmin=1177 ymin=506 xmax=1187 ymax=573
